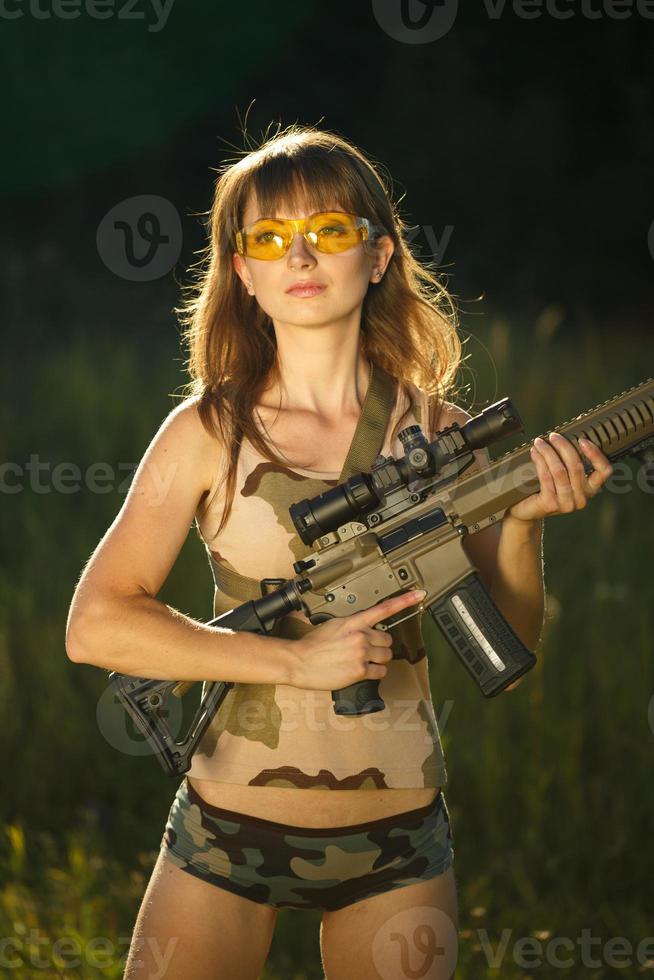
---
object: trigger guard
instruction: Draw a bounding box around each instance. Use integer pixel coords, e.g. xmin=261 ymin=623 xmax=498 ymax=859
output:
xmin=308 ymin=612 xmax=335 ymax=626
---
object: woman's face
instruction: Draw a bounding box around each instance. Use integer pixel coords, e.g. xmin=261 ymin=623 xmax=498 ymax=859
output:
xmin=232 ymin=194 xmax=394 ymax=329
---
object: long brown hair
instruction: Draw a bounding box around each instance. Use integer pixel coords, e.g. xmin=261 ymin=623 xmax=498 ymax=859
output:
xmin=176 ymin=123 xmax=464 ymax=537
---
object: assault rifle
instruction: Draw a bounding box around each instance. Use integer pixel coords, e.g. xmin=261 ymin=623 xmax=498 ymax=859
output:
xmin=109 ymin=378 xmax=654 ymax=776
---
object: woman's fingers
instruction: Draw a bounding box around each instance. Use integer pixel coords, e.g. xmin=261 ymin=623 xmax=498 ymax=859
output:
xmin=532 ymin=432 xmax=613 ymax=512
xmin=530 ymin=438 xmax=564 ymax=512
xmin=355 ymin=590 xmax=425 ymax=630
xmin=578 ymin=437 xmax=614 ymax=492
xmin=363 ymin=625 xmax=394 ymax=647
xmin=545 ymin=432 xmax=589 ymax=508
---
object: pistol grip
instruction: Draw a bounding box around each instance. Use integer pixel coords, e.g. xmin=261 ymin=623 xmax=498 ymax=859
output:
xmin=308 ymin=611 xmax=387 ymax=715
xmin=331 ymin=680 xmax=385 ymax=716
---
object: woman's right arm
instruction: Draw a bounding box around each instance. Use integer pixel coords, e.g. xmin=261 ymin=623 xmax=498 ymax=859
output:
xmin=64 ymin=398 xmax=296 ymax=686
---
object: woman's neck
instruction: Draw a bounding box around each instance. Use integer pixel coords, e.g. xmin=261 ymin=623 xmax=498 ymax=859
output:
xmin=260 ymin=355 xmax=372 ymax=422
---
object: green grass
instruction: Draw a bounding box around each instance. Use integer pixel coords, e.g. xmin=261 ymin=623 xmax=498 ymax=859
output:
xmin=2 ymin=310 xmax=653 ymax=978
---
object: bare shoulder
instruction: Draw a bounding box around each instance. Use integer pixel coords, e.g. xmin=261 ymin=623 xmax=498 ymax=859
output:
xmin=165 ymin=393 xmax=214 ymax=440
xmin=165 ymin=395 xmax=223 ymax=493
xmin=66 ymin=394 xmax=224 ymax=616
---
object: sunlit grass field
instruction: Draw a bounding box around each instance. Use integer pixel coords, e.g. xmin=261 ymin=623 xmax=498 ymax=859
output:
xmin=2 ymin=311 xmax=652 ymax=978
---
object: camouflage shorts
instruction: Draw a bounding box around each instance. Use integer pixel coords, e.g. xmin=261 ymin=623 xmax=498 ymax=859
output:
xmin=160 ymin=777 xmax=454 ymax=911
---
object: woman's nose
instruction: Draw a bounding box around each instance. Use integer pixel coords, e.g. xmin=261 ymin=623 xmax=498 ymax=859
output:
xmin=286 ymin=232 xmax=316 ymax=264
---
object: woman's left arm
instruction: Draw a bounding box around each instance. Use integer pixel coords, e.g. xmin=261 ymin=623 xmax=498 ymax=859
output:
xmin=442 ymin=410 xmax=614 ymax=690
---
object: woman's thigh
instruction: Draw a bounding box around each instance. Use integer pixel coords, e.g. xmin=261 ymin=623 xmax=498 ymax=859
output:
xmin=320 ymin=866 xmax=459 ymax=980
xmin=123 ymin=849 xmax=279 ymax=980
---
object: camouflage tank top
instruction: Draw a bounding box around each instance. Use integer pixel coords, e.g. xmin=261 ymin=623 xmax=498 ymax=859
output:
xmin=188 ymin=368 xmax=448 ymax=791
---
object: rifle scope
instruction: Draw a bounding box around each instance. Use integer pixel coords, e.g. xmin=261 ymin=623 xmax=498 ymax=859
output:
xmin=290 ymin=398 xmax=522 ymax=546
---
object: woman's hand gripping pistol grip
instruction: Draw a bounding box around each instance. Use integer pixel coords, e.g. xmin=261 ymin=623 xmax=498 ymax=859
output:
xmin=289 ymin=590 xmax=428 ymax=715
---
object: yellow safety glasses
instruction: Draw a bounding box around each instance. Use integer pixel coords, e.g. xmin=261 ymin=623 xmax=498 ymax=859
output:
xmin=235 ymin=210 xmax=387 ymax=261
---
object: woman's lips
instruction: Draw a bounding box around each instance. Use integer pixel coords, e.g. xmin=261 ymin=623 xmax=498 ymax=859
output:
xmin=286 ymin=284 xmax=327 ymax=298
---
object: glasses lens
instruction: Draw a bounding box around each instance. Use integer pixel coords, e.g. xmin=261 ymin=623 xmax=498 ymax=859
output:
xmin=307 ymin=212 xmax=362 ymax=254
xmin=242 ymin=219 xmax=292 ymax=260
xmin=241 ymin=212 xmax=364 ymax=259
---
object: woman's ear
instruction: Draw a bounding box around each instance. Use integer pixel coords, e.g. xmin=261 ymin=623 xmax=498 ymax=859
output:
xmin=372 ymin=233 xmax=395 ymax=278
xmin=232 ymin=253 xmax=254 ymax=295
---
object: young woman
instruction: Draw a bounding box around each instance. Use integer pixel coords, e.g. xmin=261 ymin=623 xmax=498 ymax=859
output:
xmin=66 ymin=125 xmax=613 ymax=980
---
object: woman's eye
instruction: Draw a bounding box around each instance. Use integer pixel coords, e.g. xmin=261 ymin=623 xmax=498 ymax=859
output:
xmin=317 ymin=224 xmax=345 ymax=236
